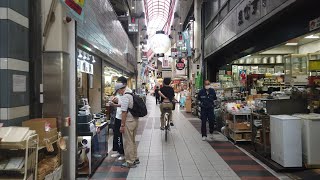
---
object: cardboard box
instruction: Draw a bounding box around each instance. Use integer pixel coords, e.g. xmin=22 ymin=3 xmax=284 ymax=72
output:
xmin=234 ymin=122 xmax=251 ymax=130
xmin=234 ymin=134 xmax=243 ymax=140
xmin=185 ymin=99 xmax=192 ymax=112
xmin=244 ymin=133 xmax=252 ymax=140
xmin=22 ymin=118 xmax=58 ymax=147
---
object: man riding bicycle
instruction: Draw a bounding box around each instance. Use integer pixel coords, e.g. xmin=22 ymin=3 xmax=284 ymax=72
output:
xmin=158 ymin=78 xmax=175 ymax=130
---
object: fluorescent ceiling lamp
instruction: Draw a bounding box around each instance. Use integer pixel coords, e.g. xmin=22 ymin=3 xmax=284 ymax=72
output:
xmin=285 ymin=43 xmax=298 ymax=46
xmin=305 ymin=35 xmax=320 ymax=39
xmin=78 ymin=50 xmax=83 ymax=58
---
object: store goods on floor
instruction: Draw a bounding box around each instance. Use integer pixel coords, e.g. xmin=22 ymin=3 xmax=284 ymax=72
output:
xmin=0 ymin=127 xmax=39 ymax=180
xmin=22 ymin=118 xmax=62 ymax=180
xmin=215 ymin=85 xmax=320 ymax=169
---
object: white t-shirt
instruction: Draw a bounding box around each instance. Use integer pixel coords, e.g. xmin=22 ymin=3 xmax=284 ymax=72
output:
xmin=116 ymin=88 xmax=133 ymax=120
xmin=120 ymin=88 xmax=138 ymax=122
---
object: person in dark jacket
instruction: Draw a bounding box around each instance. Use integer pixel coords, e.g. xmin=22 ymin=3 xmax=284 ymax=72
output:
xmin=155 ymin=86 xmax=160 ymax=105
xmin=198 ymin=80 xmax=217 ymax=141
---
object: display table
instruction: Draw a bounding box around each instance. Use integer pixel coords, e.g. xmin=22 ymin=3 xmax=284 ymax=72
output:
xmin=225 ymin=111 xmax=252 ymax=143
xmin=77 ymin=122 xmax=108 ymax=177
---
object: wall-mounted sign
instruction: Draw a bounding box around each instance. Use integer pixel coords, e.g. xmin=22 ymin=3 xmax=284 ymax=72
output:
xmin=162 ymin=59 xmax=171 ymax=69
xmin=13 ymin=75 xmax=26 ymax=92
xmin=78 ymin=60 xmax=93 ymax=74
xmin=238 ymin=0 xmax=259 ymax=26
xmin=310 ymin=17 xmax=320 ymax=31
xmin=128 ymin=17 xmax=139 ymax=33
xmin=61 ymin=0 xmax=86 ymax=21
xmin=176 ymin=58 xmax=186 ymax=71
xmin=128 ymin=23 xmax=138 ymax=33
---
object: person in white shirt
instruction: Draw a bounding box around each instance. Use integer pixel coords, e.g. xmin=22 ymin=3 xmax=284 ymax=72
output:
xmin=110 ymin=77 xmax=130 ymax=161
xmin=115 ymin=82 xmax=139 ymax=168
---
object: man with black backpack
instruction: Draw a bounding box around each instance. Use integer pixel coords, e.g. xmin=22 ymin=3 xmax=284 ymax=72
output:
xmin=115 ymin=77 xmax=147 ymax=168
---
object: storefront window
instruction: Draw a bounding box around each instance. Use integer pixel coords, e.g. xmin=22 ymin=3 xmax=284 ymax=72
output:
xmin=213 ymin=0 xmax=219 ymax=17
xmin=220 ymin=4 xmax=229 ymax=21
xmin=229 ymin=0 xmax=239 ymax=10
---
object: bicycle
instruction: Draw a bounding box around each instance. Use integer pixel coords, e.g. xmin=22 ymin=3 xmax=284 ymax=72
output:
xmin=162 ymin=100 xmax=177 ymax=142
xmin=163 ymin=107 xmax=172 ymax=142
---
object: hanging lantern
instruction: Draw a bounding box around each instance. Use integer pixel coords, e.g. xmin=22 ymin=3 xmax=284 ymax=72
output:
xmin=149 ymin=31 xmax=171 ymax=54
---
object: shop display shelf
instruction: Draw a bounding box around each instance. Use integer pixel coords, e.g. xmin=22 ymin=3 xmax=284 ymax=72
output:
xmin=234 ymin=139 xmax=251 ymax=142
xmin=0 ymin=141 xmax=29 ymax=150
xmin=229 ymin=112 xmax=252 ymax=116
xmin=0 ymin=167 xmax=25 ymax=173
xmin=0 ymin=134 xmax=38 ymax=180
xmin=229 ymin=129 xmax=252 ymax=133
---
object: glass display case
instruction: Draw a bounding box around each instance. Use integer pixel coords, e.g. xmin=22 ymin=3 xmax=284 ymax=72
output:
xmin=284 ymin=54 xmax=308 ymax=85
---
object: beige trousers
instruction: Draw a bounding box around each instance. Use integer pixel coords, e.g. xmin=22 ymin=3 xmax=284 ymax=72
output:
xmin=160 ymin=102 xmax=173 ymax=128
xmin=123 ymin=120 xmax=138 ymax=164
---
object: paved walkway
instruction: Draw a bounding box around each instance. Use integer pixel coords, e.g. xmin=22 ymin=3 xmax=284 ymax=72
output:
xmin=81 ymin=95 xmax=290 ymax=180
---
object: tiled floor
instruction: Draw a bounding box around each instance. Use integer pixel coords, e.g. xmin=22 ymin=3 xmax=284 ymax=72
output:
xmin=79 ymin=95 xmax=288 ymax=180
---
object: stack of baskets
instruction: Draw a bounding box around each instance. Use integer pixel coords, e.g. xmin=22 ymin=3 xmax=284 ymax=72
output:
xmin=37 ymin=155 xmax=59 ymax=180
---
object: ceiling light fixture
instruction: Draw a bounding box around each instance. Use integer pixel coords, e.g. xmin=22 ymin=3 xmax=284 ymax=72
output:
xmin=78 ymin=50 xmax=83 ymax=58
xmin=285 ymin=42 xmax=298 ymax=46
xmin=305 ymin=35 xmax=320 ymax=39
xmin=92 ymin=57 xmax=96 ymax=63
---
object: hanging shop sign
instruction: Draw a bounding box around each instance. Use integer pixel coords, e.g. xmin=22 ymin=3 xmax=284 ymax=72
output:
xmin=128 ymin=17 xmax=139 ymax=33
xmin=177 ymin=33 xmax=184 ymax=47
xmin=61 ymin=0 xmax=86 ymax=21
xmin=176 ymin=58 xmax=186 ymax=71
xmin=310 ymin=17 xmax=320 ymax=31
xmin=162 ymin=58 xmax=171 ymax=69
xmin=182 ymin=31 xmax=192 ymax=57
xmin=171 ymin=48 xmax=178 ymax=57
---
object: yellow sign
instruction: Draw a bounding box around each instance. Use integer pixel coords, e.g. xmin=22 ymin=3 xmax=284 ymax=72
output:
xmin=309 ymin=60 xmax=320 ymax=71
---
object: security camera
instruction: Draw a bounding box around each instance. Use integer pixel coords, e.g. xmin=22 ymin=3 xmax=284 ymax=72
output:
xmin=63 ymin=16 xmax=72 ymax=24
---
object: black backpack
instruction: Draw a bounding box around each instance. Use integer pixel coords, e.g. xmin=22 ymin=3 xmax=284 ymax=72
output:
xmin=125 ymin=93 xmax=148 ymax=117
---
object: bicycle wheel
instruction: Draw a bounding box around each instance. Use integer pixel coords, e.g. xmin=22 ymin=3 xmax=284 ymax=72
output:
xmin=164 ymin=113 xmax=169 ymax=142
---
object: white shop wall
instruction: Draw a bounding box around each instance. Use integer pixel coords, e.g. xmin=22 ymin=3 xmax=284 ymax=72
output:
xmin=298 ymin=39 xmax=320 ymax=54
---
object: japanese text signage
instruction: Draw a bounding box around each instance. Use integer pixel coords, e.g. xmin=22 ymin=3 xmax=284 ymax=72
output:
xmin=128 ymin=17 xmax=138 ymax=33
xmin=310 ymin=17 xmax=320 ymax=31
xmin=238 ymin=0 xmax=260 ymax=25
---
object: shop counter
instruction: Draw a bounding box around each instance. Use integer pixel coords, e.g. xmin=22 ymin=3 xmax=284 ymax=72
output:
xmin=77 ymin=122 xmax=108 ymax=177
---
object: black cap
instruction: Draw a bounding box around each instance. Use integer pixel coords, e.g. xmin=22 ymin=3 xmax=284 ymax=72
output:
xmin=117 ymin=76 xmax=127 ymax=84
